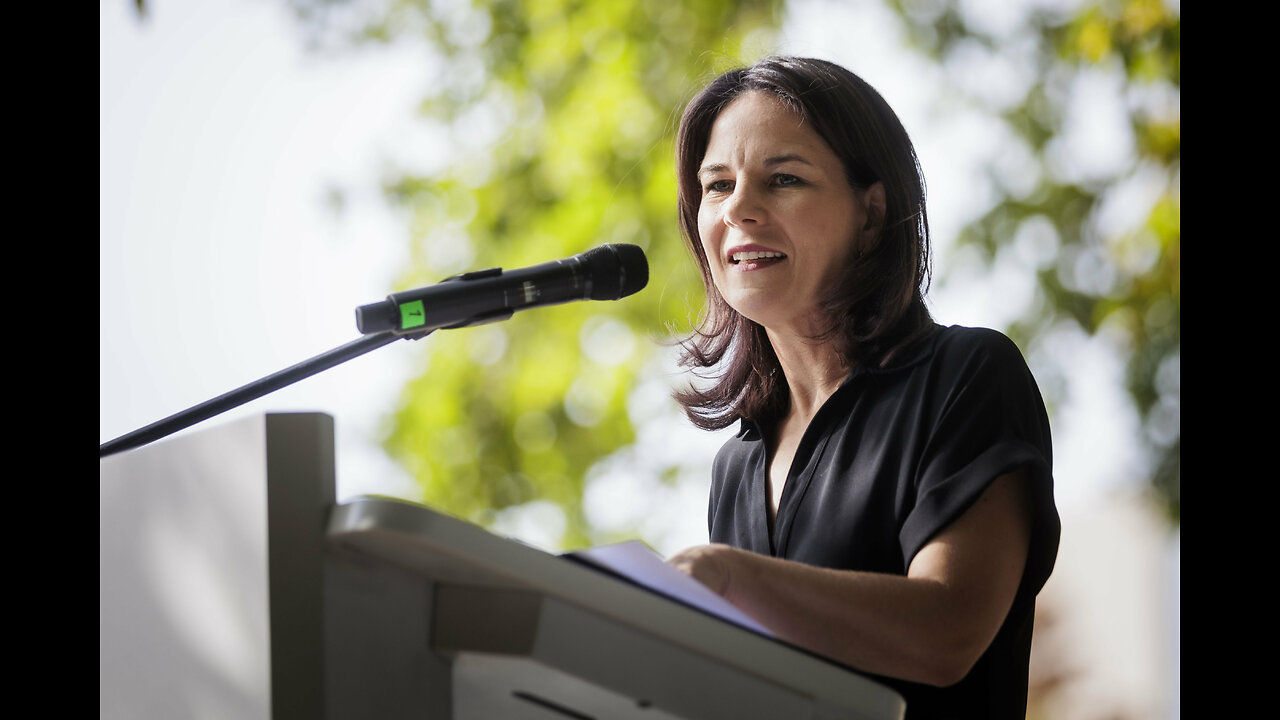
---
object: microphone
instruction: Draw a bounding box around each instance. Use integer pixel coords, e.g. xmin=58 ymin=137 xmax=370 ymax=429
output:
xmin=355 ymin=243 xmax=649 ymax=336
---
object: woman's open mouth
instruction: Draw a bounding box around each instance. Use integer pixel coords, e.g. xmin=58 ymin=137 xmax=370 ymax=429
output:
xmin=730 ymin=250 xmax=786 ymax=265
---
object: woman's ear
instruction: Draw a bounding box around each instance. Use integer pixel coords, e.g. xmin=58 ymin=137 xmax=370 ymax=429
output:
xmin=862 ymin=181 xmax=887 ymax=234
xmin=855 ymin=181 xmax=888 ymax=255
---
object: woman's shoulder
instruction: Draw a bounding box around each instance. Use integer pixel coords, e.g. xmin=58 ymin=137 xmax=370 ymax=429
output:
xmin=905 ymin=325 xmax=1047 ymax=423
xmin=926 ymin=324 xmax=1033 ymax=377
xmin=873 ymin=323 xmax=1023 ymax=375
xmin=933 ymin=324 xmax=1023 ymax=355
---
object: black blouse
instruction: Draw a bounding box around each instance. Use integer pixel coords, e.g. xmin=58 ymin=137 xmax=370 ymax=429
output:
xmin=708 ymin=324 xmax=1060 ymax=719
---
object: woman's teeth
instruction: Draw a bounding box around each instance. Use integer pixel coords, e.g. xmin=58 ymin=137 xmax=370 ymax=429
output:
xmin=731 ymin=251 xmax=786 ymax=264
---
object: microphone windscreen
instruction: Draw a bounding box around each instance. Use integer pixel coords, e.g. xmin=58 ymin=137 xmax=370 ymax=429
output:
xmin=585 ymin=244 xmax=649 ymax=300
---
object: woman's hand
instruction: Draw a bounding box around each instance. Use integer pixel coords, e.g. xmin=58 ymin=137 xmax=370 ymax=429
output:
xmin=667 ymin=543 xmax=739 ymax=597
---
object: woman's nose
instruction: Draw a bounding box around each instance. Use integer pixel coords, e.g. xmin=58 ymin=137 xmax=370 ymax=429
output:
xmin=722 ymin=184 xmax=764 ymax=228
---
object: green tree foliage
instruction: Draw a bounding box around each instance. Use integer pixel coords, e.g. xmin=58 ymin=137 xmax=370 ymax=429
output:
xmin=272 ymin=0 xmax=1178 ymax=541
xmin=887 ymin=0 xmax=1179 ymax=523
xmin=290 ymin=0 xmax=781 ymax=548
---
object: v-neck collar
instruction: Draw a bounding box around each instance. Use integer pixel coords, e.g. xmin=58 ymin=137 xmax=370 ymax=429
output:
xmin=740 ymin=324 xmax=945 ymax=555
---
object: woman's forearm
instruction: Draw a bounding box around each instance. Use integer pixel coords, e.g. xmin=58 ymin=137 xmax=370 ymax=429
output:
xmin=719 ymin=550 xmax=984 ymax=685
xmin=670 ymin=471 xmax=1032 ymax=686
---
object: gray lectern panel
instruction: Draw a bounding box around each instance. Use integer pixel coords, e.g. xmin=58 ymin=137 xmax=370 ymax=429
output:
xmin=101 ymin=414 xmax=273 ymax=720
xmin=435 ymin=585 xmax=818 ymax=719
xmin=100 ymin=413 xmax=333 ymax=720
xmin=329 ymin=498 xmax=906 ymax=720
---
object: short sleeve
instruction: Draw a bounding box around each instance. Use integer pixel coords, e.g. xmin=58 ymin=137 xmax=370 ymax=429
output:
xmin=898 ymin=328 xmax=1060 ymax=598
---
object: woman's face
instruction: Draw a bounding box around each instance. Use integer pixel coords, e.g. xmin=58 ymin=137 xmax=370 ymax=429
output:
xmin=696 ymin=91 xmax=879 ymax=336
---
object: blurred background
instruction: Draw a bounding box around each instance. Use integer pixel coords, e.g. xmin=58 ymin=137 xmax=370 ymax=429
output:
xmin=100 ymin=0 xmax=1179 ymax=717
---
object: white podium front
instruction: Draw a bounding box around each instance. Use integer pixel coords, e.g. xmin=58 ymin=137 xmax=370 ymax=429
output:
xmin=101 ymin=413 xmax=905 ymax=720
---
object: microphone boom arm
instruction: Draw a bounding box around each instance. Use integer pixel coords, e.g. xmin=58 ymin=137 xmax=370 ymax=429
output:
xmin=100 ymin=244 xmax=647 ymax=458
xmin=99 ymin=330 xmax=414 ymax=458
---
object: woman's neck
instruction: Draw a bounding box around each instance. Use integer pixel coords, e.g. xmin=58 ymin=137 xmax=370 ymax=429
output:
xmin=766 ymin=327 xmax=851 ymax=422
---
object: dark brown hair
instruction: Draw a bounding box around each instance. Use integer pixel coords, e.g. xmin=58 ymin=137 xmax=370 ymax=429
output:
xmin=673 ymin=56 xmax=933 ymax=430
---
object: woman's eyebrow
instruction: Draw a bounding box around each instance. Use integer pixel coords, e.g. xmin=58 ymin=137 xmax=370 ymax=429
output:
xmin=764 ymin=153 xmax=813 ymax=167
xmin=699 ymin=154 xmax=814 ymax=177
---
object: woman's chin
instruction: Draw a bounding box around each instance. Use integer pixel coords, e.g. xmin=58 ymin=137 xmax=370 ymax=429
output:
xmin=726 ymin=298 xmax=823 ymax=337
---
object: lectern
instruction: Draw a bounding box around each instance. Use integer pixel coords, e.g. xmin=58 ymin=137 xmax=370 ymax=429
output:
xmin=100 ymin=413 xmax=905 ymax=719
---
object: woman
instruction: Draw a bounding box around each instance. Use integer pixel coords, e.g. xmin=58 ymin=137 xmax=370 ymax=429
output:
xmin=666 ymin=57 xmax=1060 ymax=718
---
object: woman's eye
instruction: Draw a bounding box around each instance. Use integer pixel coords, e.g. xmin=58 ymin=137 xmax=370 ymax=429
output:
xmin=773 ymin=174 xmax=801 ymax=187
xmin=705 ymin=179 xmax=732 ymax=193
